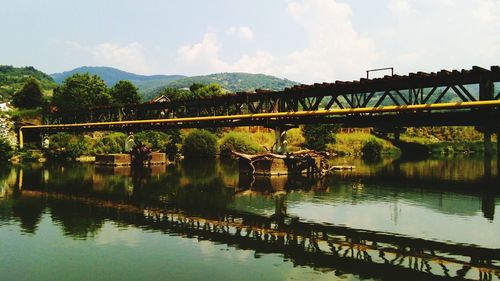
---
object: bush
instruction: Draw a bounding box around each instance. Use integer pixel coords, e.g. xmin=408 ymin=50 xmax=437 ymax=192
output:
xmin=135 ymin=131 xmax=171 ymax=152
xmin=302 ymin=124 xmax=339 ymax=151
xmin=219 ymin=131 xmax=263 ymax=158
xmin=285 ymin=128 xmax=305 ymax=151
xmin=45 ymin=132 xmax=85 ymax=160
xmin=183 ymin=129 xmax=217 ymax=158
xmin=91 ymin=132 xmax=126 ymax=154
xmin=0 ymin=137 xmax=13 ymax=162
xmin=12 ymin=77 xmax=44 ymax=109
xmin=362 ymin=137 xmax=383 ymax=158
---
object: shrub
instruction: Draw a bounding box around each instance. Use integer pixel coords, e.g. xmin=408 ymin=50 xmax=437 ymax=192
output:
xmin=90 ymin=132 xmax=126 ymax=154
xmin=285 ymin=128 xmax=305 ymax=151
xmin=362 ymin=137 xmax=383 ymax=158
xmin=135 ymin=131 xmax=171 ymax=152
xmin=45 ymin=132 xmax=85 ymax=160
xmin=0 ymin=137 xmax=13 ymax=162
xmin=219 ymin=131 xmax=263 ymax=158
xmin=183 ymin=129 xmax=217 ymax=158
xmin=302 ymin=124 xmax=339 ymax=151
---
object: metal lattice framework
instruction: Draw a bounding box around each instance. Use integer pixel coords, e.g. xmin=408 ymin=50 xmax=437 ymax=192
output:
xmin=44 ymin=66 xmax=500 ymax=126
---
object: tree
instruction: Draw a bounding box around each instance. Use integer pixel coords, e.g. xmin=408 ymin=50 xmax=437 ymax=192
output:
xmin=302 ymin=124 xmax=340 ymax=151
xmin=182 ymin=129 xmax=217 ymax=158
xmin=190 ymin=83 xmax=224 ymax=99
xmin=12 ymin=77 xmax=44 ymax=109
xmin=45 ymin=132 xmax=85 ymax=160
xmin=109 ymin=80 xmax=141 ymax=105
xmin=157 ymin=87 xmax=190 ymax=101
xmin=0 ymin=137 xmax=13 ymax=162
xmin=51 ymin=73 xmax=110 ymax=110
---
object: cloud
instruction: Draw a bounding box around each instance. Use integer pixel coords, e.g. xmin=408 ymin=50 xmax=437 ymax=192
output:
xmin=176 ymin=32 xmax=274 ymax=75
xmin=282 ymin=0 xmax=378 ymax=82
xmin=233 ymin=51 xmax=274 ymax=74
xmin=387 ymin=0 xmax=411 ymax=16
xmin=226 ymin=26 xmax=254 ymax=41
xmin=473 ymin=0 xmax=499 ymax=23
xmin=175 ymin=0 xmax=378 ymax=83
xmin=64 ymin=41 xmax=151 ymax=74
xmin=176 ymin=32 xmax=229 ymax=74
xmin=92 ymin=42 xmax=150 ymax=74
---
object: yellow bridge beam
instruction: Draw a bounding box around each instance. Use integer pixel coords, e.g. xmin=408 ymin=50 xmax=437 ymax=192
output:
xmin=19 ymin=100 xmax=500 ymax=148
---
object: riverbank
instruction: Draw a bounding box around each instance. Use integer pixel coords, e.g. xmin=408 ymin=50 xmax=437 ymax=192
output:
xmin=2 ymin=122 xmax=497 ymax=164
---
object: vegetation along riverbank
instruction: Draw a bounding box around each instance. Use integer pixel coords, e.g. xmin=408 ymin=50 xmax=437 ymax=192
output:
xmin=0 ymin=65 xmax=497 ymax=164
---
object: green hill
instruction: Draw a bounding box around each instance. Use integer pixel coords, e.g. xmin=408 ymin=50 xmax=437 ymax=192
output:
xmin=51 ymin=67 xmax=300 ymax=101
xmin=51 ymin=66 xmax=185 ymax=88
xmin=0 ymin=65 xmax=57 ymax=102
xmin=144 ymin=72 xmax=299 ymax=100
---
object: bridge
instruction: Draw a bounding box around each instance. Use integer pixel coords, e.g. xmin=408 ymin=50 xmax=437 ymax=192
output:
xmin=19 ymin=65 xmax=500 ymax=155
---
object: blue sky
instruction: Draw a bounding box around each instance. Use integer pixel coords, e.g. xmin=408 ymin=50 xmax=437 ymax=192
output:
xmin=1 ymin=0 xmax=499 ymax=83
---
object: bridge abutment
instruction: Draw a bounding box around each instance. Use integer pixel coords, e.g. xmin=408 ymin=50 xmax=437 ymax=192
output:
xmin=497 ymin=129 xmax=500 ymax=177
xmin=274 ymin=126 xmax=288 ymax=154
xmin=484 ymin=131 xmax=493 ymax=158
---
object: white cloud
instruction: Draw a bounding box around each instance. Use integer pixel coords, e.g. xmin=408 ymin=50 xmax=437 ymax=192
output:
xmin=226 ymin=26 xmax=254 ymax=41
xmin=282 ymin=0 xmax=378 ymax=82
xmin=232 ymin=51 xmax=274 ymax=73
xmin=63 ymin=41 xmax=152 ymax=74
xmin=376 ymin=0 xmax=500 ymax=74
xmin=473 ymin=0 xmax=499 ymax=23
xmin=175 ymin=0 xmax=378 ymax=83
xmin=92 ymin=42 xmax=150 ymax=74
xmin=176 ymin=32 xmax=229 ymax=74
xmin=175 ymin=32 xmax=274 ymax=75
xmin=387 ymin=0 xmax=411 ymax=16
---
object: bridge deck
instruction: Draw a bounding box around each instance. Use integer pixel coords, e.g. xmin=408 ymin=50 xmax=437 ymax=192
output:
xmin=18 ymin=66 xmax=500 ymax=147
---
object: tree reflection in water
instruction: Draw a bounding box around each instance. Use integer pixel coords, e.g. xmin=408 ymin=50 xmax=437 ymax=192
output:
xmin=0 ymin=158 xmax=499 ymax=280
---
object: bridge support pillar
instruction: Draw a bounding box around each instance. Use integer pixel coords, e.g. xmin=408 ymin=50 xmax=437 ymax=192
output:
xmin=18 ymin=128 xmax=24 ymax=149
xmin=497 ymin=129 xmax=500 ymax=178
xmin=484 ymin=131 xmax=493 ymax=158
xmin=274 ymin=127 xmax=288 ymax=154
xmin=394 ymin=132 xmax=401 ymax=142
xmin=484 ymin=131 xmax=493 ymax=178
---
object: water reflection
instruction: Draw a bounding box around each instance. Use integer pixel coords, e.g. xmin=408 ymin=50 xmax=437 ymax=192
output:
xmin=0 ymin=157 xmax=499 ymax=280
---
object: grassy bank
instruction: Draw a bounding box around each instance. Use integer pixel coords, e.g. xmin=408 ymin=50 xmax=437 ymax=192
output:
xmin=327 ymin=132 xmax=400 ymax=157
xmin=400 ymin=127 xmax=496 ymax=155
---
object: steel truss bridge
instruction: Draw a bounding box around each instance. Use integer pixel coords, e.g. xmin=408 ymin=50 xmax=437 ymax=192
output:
xmin=19 ymin=65 xmax=500 ymax=146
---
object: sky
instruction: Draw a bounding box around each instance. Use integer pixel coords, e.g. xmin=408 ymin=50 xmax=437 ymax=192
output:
xmin=1 ymin=0 xmax=499 ymax=83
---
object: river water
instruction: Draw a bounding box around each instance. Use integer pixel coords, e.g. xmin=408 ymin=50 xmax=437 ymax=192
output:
xmin=0 ymin=156 xmax=499 ymax=281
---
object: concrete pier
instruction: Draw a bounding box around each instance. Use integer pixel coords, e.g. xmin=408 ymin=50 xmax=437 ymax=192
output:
xmin=95 ymin=153 xmax=167 ymax=166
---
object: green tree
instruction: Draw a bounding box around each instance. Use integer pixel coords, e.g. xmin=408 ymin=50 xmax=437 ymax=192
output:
xmin=157 ymin=87 xmax=189 ymax=101
xmin=219 ymin=131 xmax=263 ymax=158
xmin=109 ymin=80 xmax=141 ymax=105
xmin=51 ymin=73 xmax=110 ymax=110
xmin=190 ymin=83 xmax=224 ymax=99
xmin=0 ymin=137 xmax=13 ymax=162
xmin=45 ymin=132 xmax=85 ymax=160
xmin=182 ymin=129 xmax=217 ymax=158
xmin=11 ymin=77 xmax=44 ymax=109
xmin=135 ymin=131 xmax=171 ymax=152
xmin=302 ymin=124 xmax=339 ymax=151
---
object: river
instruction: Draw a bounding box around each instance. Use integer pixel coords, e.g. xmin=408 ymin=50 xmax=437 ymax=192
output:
xmin=0 ymin=156 xmax=499 ymax=281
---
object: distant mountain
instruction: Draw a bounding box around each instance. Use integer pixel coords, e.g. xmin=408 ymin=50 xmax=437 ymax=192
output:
xmin=51 ymin=67 xmax=300 ymax=101
xmin=143 ymin=72 xmax=299 ymax=100
xmin=51 ymin=66 xmax=185 ymax=87
xmin=166 ymin=72 xmax=298 ymax=92
xmin=0 ymin=65 xmax=57 ymax=102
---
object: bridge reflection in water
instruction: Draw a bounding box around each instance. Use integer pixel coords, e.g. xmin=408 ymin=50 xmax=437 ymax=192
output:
xmin=0 ymin=159 xmax=499 ymax=281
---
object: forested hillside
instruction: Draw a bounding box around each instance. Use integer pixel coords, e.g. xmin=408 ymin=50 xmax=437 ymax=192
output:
xmin=0 ymin=66 xmax=56 ymax=101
